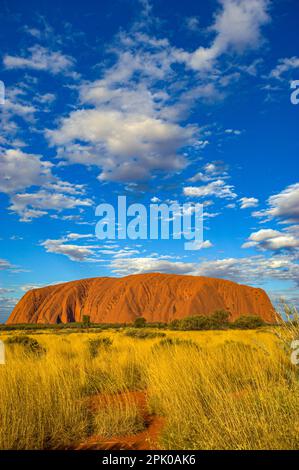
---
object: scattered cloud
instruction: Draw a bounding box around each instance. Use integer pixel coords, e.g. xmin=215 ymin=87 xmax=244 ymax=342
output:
xmin=0 ymin=258 xmax=14 ymax=270
xmin=189 ymin=161 xmax=229 ymax=183
xmin=269 ymin=287 xmax=299 ymax=310
xmin=150 ymin=196 xmax=161 ymax=203
xmin=0 ymin=148 xmax=92 ymax=221
xmin=0 ymin=148 xmax=53 ymax=193
xmin=0 ymin=288 xmax=14 ymax=294
xmin=41 ymin=235 xmax=99 ymax=262
xmin=9 ymin=189 xmax=92 ymax=222
xmin=190 ymin=240 xmax=213 ymax=249
xmin=186 ymin=160 xmax=235 ymax=202
xmin=1 ymin=87 xmax=36 ymax=122
xmin=44 ymin=28 xmax=203 ymax=183
xmin=65 ymin=233 xmax=93 ymax=240
xmin=109 ymin=252 xmax=299 ymax=290
xmin=185 ymin=0 xmax=270 ymax=71
xmin=48 ymin=108 xmax=192 ymax=182
xmin=3 ymin=45 xmax=75 ymax=75
xmin=42 ymin=0 xmax=271 ymax=186
xmin=0 ymin=296 xmax=18 ymax=319
xmin=185 ymin=16 xmax=200 ymax=32
xmin=195 ymin=254 xmax=299 ymax=286
xmin=253 ymin=183 xmax=299 ymax=223
xmin=242 ymin=228 xmax=299 ymax=251
xmin=20 ymin=284 xmax=42 ymax=291
xmin=225 ymin=128 xmax=242 ymax=135
xmin=269 ymin=56 xmax=299 ymax=80
xmin=184 ymin=179 xmax=236 ymax=199
xmin=110 ymin=256 xmax=196 ymax=276
xmin=239 ymin=196 xmax=259 ymax=209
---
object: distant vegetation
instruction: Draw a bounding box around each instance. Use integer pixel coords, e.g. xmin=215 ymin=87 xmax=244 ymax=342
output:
xmin=169 ymin=310 xmax=230 ymax=330
xmin=170 ymin=312 xmax=266 ymax=330
xmin=5 ymin=335 xmax=46 ymax=356
xmin=1 ymin=311 xmax=267 ymax=331
xmin=232 ymin=315 xmax=266 ymax=329
xmin=133 ymin=316 xmax=147 ymax=328
xmin=152 ymin=337 xmax=201 ymax=351
xmin=88 ymin=337 xmax=113 ymax=358
xmin=82 ymin=315 xmax=91 ymax=327
xmin=124 ymin=328 xmax=166 ymax=339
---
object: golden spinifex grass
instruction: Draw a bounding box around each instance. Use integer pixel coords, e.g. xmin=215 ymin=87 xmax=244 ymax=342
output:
xmin=92 ymin=396 xmax=145 ymax=439
xmin=0 ymin=328 xmax=298 ymax=449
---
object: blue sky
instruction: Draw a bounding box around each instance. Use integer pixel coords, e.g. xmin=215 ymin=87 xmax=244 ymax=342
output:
xmin=0 ymin=0 xmax=299 ymax=322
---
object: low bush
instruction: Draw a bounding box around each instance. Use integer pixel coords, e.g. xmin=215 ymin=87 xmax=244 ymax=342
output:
xmin=82 ymin=315 xmax=91 ymax=327
xmin=133 ymin=317 xmax=147 ymax=328
xmin=88 ymin=337 xmax=113 ymax=358
xmin=169 ymin=311 xmax=267 ymax=330
xmin=170 ymin=311 xmax=230 ymax=330
xmin=5 ymin=335 xmax=46 ymax=356
xmin=232 ymin=315 xmax=266 ymax=329
xmin=153 ymin=337 xmax=201 ymax=351
xmin=211 ymin=309 xmax=230 ymax=326
xmin=124 ymin=328 xmax=166 ymax=339
xmin=180 ymin=315 xmax=215 ymax=330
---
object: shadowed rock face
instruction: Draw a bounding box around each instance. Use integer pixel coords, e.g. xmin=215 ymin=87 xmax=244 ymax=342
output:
xmin=7 ymin=273 xmax=276 ymax=324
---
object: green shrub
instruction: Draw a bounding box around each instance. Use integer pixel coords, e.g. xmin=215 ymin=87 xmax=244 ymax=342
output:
xmin=88 ymin=337 xmax=113 ymax=358
xmin=233 ymin=315 xmax=265 ymax=329
xmin=124 ymin=328 xmax=166 ymax=339
xmin=178 ymin=315 xmax=215 ymax=330
xmin=211 ymin=309 xmax=230 ymax=326
xmin=5 ymin=335 xmax=46 ymax=356
xmin=146 ymin=322 xmax=167 ymax=329
xmin=133 ymin=317 xmax=147 ymax=328
xmin=82 ymin=315 xmax=91 ymax=327
xmin=169 ymin=319 xmax=181 ymax=330
xmin=170 ymin=310 xmax=230 ymax=330
xmin=153 ymin=337 xmax=201 ymax=351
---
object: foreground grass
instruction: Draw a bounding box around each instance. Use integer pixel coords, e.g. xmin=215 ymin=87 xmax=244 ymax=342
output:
xmin=0 ymin=328 xmax=298 ymax=449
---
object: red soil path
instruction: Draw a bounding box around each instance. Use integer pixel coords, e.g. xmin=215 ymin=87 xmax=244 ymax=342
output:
xmin=76 ymin=390 xmax=165 ymax=450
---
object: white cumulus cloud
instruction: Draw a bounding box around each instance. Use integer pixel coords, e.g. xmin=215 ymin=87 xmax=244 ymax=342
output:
xmin=253 ymin=183 xmax=299 ymax=223
xmin=3 ymin=45 xmax=75 ymax=75
xmin=184 ymin=179 xmax=237 ymax=199
xmin=239 ymin=197 xmax=259 ymax=209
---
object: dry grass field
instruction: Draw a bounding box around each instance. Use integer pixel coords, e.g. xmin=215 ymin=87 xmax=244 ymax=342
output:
xmin=0 ymin=327 xmax=298 ymax=450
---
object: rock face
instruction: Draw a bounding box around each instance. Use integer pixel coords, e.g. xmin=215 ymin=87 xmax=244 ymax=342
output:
xmin=7 ymin=273 xmax=276 ymax=324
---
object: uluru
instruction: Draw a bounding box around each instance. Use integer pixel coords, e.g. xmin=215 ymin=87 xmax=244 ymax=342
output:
xmin=7 ymin=273 xmax=276 ymax=325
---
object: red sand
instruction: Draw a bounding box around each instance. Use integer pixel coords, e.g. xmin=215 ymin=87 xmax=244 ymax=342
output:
xmin=76 ymin=390 xmax=164 ymax=450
